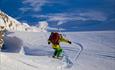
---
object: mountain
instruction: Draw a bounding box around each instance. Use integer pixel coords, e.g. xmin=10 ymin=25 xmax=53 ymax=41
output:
xmin=0 ymin=10 xmax=48 ymax=32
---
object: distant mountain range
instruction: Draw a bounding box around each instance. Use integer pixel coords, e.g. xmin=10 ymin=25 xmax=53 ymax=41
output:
xmin=0 ymin=10 xmax=48 ymax=32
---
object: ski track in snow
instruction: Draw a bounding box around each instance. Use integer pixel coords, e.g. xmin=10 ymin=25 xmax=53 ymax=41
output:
xmin=0 ymin=31 xmax=115 ymax=70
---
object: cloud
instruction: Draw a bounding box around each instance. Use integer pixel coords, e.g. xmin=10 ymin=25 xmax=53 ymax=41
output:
xmin=20 ymin=0 xmax=61 ymax=12
xmin=79 ymin=11 xmax=107 ymax=21
xmin=57 ymin=21 xmax=65 ymax=25
xmin=47 ymin=26 xmax=65 ymax=31
xmin=32 ymin=10 xmax=107 ymax=24
xmin=20 ymin=0 xmax=68 ymax=13
xmin=20 ymin=0 xmax=48 ymax=12
xmin=19 ymin=7 xmax=31 ymax=13
xmin=52 ymin=11 xmax=107 ymax=21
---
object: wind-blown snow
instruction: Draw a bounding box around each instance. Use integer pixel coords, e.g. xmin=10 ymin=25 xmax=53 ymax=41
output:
xmin=0 ymin=31 xmax=115 ymax=70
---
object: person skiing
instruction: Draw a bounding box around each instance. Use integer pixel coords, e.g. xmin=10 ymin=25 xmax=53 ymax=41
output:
xmin=48 ymin=32 xmax=71 ymax=59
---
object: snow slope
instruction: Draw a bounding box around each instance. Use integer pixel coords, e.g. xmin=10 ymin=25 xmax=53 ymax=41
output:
xmin=0 ymin=31 xmax=115 ymax=70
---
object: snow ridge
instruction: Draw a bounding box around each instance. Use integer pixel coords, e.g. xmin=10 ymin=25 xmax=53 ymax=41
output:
xmin=0 ymin=10 xmax=48 ymax=32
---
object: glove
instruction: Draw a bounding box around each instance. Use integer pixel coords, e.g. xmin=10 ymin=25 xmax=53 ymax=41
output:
xmin=68 ymin=41 xmax=72 ymax=44
xmin=48 ymin=42 xmax=50 ymax=44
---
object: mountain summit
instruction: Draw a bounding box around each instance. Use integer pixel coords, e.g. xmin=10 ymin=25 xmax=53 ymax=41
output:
xmin=0 ymin=10 xmax=48 ymax=32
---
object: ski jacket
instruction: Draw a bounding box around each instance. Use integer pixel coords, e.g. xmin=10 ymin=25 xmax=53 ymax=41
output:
xmin=48 ymin=33 xmax=70 ymax=45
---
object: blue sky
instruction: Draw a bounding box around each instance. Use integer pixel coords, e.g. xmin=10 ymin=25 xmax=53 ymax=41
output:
xmin=0 ymin=0 xmax=115 ymax=31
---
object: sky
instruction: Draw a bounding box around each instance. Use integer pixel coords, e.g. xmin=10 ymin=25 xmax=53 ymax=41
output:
xmin=0 ymin=0 xmax=115 ymax=31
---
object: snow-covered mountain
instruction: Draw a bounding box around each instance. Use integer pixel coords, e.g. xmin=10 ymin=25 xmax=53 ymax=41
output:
xmin=0 ymin=10 xmax=48 ymax=32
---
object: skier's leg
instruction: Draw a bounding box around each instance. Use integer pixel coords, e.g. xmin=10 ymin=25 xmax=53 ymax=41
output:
xmin=54 ymin=45 xmax=63 ymax=58
xmin=56 ymin=48 xmax=63 ymax=58
xmin=52 ymin=45 xmax=58 ymax=58
xmin=53 ymin=49 xmax=57 ymax=58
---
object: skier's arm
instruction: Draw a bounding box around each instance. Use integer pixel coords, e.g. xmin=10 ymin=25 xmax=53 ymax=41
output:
xmin=60 ymin=36 xmax=71 ymax=44
xmin=48 ymin=39 xmax=51 ymax=44
xmin=48 ymin=34 xmax=52 ymax=44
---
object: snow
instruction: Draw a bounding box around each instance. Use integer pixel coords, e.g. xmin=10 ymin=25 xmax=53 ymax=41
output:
xmin=0 ymin=31 xmax=115 ymax=70
xmin=0 ymin=10 xmax=48 ymax=32
xmin=0 ymin=18 xmax=5 ymax=26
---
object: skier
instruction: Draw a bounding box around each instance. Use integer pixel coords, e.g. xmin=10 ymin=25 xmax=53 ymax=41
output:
xmin=48 ymin=32 xmax=71 ymax=59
